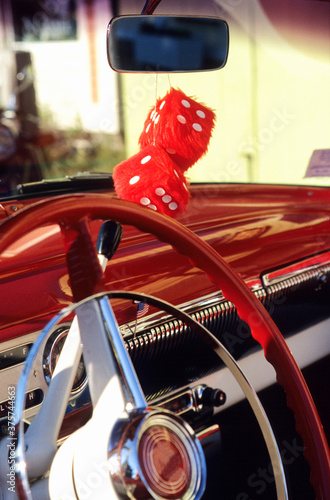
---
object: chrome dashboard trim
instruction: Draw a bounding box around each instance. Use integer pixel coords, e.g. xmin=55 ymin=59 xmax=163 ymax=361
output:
xmin=121 ymin=278 xmax=264 ymax=339
xmin=262 ymin=250 xmax=330 ymax=287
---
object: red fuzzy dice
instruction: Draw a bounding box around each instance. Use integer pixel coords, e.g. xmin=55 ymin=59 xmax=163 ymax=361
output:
xmin=113 ymin=145 xmax=190 ymax=217
xmin=113 ymin=87 xmax=216 ymax=217
xmin=139 ymin=87 xmax=216 ymax=172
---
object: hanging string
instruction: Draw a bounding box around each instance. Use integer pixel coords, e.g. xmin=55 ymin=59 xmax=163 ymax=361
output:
xmin=155 ymin=73 xmax=159 ymax=103
xmin=152 ymin=74 xmax=159 ymax=145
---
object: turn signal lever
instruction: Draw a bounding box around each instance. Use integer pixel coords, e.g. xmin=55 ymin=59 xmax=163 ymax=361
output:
xmin=96 ymin=220 xmax=123 ymax=271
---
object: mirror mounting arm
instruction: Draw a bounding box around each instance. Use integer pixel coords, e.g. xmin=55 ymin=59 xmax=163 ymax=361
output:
xmin=141 ymin=0 xmax=162 ymax=15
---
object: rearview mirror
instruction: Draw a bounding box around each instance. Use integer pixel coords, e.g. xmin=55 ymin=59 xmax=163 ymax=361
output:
xmin=107 ymin=16 xmax=229 ymax=73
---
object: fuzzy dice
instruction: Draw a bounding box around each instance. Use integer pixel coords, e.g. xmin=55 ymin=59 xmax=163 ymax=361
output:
xmin=113 ymin=145 xmax=189 ymax=217
xmin=139 ymin=88 xmax=216 ymax=172
xmin=113 ymin=87 xmax=216 ymax=217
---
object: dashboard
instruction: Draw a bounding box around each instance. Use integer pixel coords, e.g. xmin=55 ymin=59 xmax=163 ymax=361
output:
xmin=0 ymin=184 xmax=329 ymax=499
xmin=1 ymin=248 xmax=329 ymax=441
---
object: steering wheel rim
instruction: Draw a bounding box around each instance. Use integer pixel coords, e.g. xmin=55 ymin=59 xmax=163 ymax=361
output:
xmin=0 ymin=193 xmax=329 ymax=499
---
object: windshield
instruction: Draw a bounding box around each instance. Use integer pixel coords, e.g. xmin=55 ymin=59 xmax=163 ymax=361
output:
xmin=0 ymin=0 xmax=329 ymax=199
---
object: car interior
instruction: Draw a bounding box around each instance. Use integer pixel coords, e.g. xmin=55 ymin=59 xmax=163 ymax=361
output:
xmin=0 ymin=1 xmax=329 ymax=499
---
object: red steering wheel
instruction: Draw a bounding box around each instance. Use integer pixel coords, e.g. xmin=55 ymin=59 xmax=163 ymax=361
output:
xmin=0 ymin=193 xmax=329 ymax=499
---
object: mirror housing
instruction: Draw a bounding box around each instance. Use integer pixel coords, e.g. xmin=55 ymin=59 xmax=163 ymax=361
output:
xmin=107 ymin=16 xmax=229 ymax=73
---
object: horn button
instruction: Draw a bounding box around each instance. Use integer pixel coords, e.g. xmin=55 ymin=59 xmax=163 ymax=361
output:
xmin=110 ymin=410 xmax=206 ymax=500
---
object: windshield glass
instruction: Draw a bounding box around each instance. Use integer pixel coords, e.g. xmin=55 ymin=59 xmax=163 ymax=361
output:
xmin=0 ymin=0 xmax=329 ymax=199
